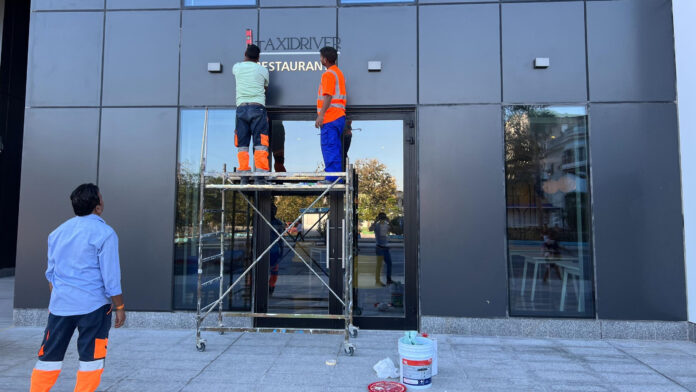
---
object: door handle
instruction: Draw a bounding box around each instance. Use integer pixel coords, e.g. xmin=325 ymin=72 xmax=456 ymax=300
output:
xmin=405 ymin=137 xmax=415 ymax=145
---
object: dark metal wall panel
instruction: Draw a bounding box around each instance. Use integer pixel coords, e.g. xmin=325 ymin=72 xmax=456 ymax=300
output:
xmin=419 ymin=105 xmax=507 ymax=317
xmin=261 ymin=0 xmax=336 ymax=6
xmin=98 ymin=108 xmax=177 ymax=311
xmin=591 ymin=103 xmax=686 ymax=321
xmin=339 ymin=6 xmax=417 ymax=106
xmin=0 ymin=0 xmax=5 ymax=46
xmin=587 ymin=0 xmax=676 ymax=102
xmin=102 ymin=11 xmax=180 ymax=106
xmin=260 ymin=7 xmax=335 ymax=107
xmin=107 ymin=0 xmax=181 ymax=9
xmin=26 ymin=12 xmax=103 ymax=107
xmin=14 ymin=108 xmax=100 ymax=308
xmin=31 ymin=0 xmax=104 ymax=11
xmin=419 ymin=4 xmax=500 ymax=104
xmin=502 ymin=1 xmax=586 ymax=103
xmin=180 ymin=9 xmax=257 ymax=106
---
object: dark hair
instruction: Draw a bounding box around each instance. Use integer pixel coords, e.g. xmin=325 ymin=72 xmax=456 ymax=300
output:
xmin=70 ymin=183 xmax=100 ymax=216
xmin=319 ymin=46 xmax=338 ymax=64
xmin=377 ymin=212 xmax=388 ymax=221
xmin=245 ymin=44 xmax=261 ymax=61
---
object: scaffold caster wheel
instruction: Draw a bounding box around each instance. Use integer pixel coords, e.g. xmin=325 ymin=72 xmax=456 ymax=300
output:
xmin=349 ymin=325 xmax=359 ymax=338
xmin=344 ymin=343 xmax=355 ymax=356
xmin=196 ymin=341 xmax=206 ymax=352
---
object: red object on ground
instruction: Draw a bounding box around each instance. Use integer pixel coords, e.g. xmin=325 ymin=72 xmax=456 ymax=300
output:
xmin=367 ymin=381 xmax=407 ymax=392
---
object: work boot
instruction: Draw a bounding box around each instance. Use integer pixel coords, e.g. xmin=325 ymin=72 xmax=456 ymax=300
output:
xmin=238 ymin=171 xmax=250 ymax=185
xmin=255 ymin=177 xmax=269 ymax=185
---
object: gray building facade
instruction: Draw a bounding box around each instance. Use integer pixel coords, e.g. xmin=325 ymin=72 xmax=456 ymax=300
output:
xmin=6 ymin=0 xmax=691 ymax=338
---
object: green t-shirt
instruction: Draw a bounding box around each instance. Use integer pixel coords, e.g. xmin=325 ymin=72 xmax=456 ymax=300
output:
xmin=232 ymin=61 xmax=269 ymax=106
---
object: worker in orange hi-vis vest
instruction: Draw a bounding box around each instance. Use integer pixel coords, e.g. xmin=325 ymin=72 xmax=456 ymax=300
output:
xmin=30 ymin=183 xmax=126 ymax=392
xmin=314 ymin=46 xmax=347 ymax=183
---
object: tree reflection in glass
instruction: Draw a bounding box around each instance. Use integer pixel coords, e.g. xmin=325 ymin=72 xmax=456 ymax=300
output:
xmin=505 ymin=106 xmax=595 ymax=317
xmin=173 ymin=109 xmax=254 ymax=311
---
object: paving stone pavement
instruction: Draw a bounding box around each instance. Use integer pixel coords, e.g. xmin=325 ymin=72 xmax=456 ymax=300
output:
xmin=1 ymin=324 xmax=696 ymax=392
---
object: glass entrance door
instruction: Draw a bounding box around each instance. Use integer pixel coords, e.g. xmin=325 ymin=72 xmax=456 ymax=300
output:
xmin=256 ymin=111 xmax=417 ymax=331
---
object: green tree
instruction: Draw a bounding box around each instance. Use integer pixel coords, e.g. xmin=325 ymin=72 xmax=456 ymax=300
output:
xmin=274 ymin=195 xmax=326 ymax=224
xmin=504 ymin=106 xmax=557 ymax=239
xmin=355 ymin=158 xmax=400 ymax=224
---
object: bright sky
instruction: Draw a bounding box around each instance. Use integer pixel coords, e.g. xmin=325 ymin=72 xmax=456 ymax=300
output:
xmin=179 ymin=110 xmax=404 ymax=190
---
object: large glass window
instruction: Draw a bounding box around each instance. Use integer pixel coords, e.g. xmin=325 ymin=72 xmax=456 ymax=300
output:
xmin=264 ymin=120 xmax=406 ymax=318
xmin=505 ymin=106 xmax=595 ymax=317
xmin=349 ymin=120 xmax=405 ymax=318
xmin=174 ymin=109 xmax=254 ymax=311
xmin=184 ymin=0 xmax=256 ymax=6
xmin=341 ymin=0 xmax=413 ymax=3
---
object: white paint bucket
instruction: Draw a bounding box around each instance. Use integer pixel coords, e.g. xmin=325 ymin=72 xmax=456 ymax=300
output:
xmin=398 ymin=336 xmax=434 ymax=389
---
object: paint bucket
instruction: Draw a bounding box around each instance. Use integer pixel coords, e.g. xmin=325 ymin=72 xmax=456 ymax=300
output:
xmin=398 ymin=336 xmax=434 ymax=389
xmin=420 ymin=334 xmax=438 ymax=376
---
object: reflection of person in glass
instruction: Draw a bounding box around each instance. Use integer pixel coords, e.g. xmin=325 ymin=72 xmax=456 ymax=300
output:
xmin=232 ymin=44 xmax=270 ymax=185
xmin=371 ymin=212 xmax=393 ymax=286
xmin=268 ymin=204 xmax=285 ymax=295
xmin=541 ymin=228 xmax=563 ymax=282
xmin=271 ymin=121 xmax=286 ymax=172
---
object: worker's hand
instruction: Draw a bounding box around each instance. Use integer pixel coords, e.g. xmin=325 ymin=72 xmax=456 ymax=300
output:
xmin=315 ymin=115 xmax=324 ymax=129
xmin=114 ymin=309 xmax=126 ymax=328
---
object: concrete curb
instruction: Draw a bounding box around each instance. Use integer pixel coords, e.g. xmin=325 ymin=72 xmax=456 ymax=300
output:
xmin=420 ymin=316 xmax=691 ymax=341
xmin=14 ymin=308 xmax=252 ymax=330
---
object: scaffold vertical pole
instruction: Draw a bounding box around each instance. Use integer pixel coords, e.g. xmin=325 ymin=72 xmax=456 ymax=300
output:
xmin=196 ymin=108 xmax=210 ymax=352
xmin=218 ymin=164 xmax=226 ymax=332
xmin=343 ymin=160 xmax=357 ymax=354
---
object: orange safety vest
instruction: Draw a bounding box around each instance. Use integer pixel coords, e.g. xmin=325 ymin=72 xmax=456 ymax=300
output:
xmin=317 ymin=65 xmax=347 ymax=124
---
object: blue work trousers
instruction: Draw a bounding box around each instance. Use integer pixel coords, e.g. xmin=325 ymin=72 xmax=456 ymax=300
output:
xmin=320 ymin=116 xmax=345 ymax=182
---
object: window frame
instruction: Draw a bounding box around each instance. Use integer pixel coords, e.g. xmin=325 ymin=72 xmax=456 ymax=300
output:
xmin=183 ymin=0 xmax=257 ymax=8
xmin=503 ymin=104 xmax=596 ymax=319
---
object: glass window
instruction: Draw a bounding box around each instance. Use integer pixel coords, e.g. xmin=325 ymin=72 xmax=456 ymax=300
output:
xmin=505 ymin=106 xmax=595 ymax=317
xmin=174 ymin=109 xmax=254 ymax=311
xmin=349 ymin=120 xmax=405 ymax=318
xmin=341 ymin=0 xmax=413 ymax=3
xmin=264 ymin=119 xmax=407 ymax=318
xmin=184 ymin=0 xmax=256 ymax=6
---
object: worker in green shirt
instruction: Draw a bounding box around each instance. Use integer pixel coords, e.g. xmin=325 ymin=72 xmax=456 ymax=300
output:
xmin=232 ymin=44 xmax=270 ymax=185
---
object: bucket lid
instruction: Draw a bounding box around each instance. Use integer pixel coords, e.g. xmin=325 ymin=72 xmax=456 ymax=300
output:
xmin=367 ymin=381 xmax=407 ymax=392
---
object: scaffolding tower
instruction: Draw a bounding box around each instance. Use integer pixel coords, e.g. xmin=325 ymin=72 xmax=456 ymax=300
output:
xmin=194 ymin=109 xmax=358 ymax=355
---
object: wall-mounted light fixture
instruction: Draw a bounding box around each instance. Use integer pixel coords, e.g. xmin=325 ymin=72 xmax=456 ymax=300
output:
xmin=208 ymin=62 xmax=222 ymax=73
xmin=368 ymin=61 xmax=382 ymax=72
xmin=534 ymin=57 xmax=550 ymax=69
